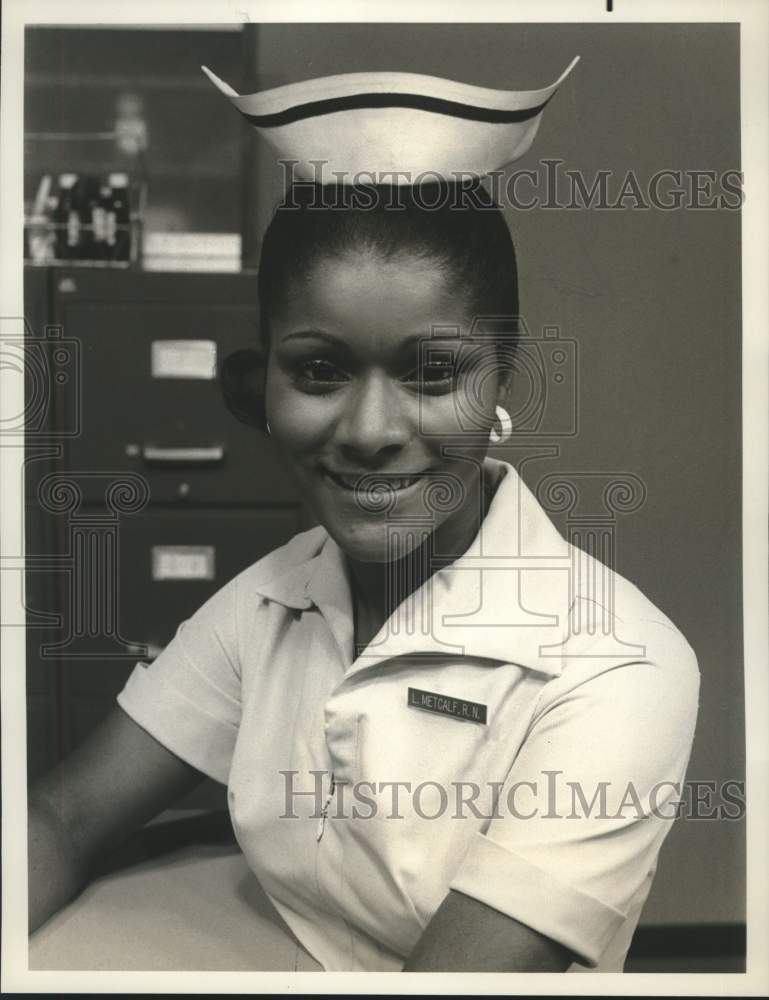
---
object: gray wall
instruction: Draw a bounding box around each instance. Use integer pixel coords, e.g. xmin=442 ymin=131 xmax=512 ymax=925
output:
xmin=241 ymin=23 xmax=744 ymax=925
xmin=25 ymin=27 xmax=246 ymax=233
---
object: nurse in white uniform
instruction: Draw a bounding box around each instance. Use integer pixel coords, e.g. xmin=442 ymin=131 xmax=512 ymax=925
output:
xmin=28 ymin=59 xmax=699 ymax=973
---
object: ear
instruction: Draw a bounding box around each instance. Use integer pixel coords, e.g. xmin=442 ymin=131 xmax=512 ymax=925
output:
xmin=219 ymin=348 xmax=268 ymax=431
xmin=495 ymin=358 xmax=515 ymax=410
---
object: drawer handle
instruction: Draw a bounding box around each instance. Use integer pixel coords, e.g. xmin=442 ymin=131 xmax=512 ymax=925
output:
xmin=126 ymin=642 xmax=165 ymax=660
xmin=142 ymin=445 xmax=225 ymax=464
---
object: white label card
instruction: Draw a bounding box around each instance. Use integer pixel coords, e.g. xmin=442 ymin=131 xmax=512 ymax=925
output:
xmin=151 ymin=545 xmax=215 ymax=581
xmin=151 ymin=340 xmax=217 ymax=380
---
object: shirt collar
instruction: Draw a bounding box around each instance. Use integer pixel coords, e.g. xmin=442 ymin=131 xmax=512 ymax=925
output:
xmin=251 ymin=458 xmax=571 ymax=677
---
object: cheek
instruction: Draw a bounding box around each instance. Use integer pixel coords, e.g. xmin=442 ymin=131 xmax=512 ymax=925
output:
xmin=461 ymin=356 xmax=502 ymax=413
xmin=418 ymin=375 xmax=499 ymax=440
xmin=263 ymin=366 xmax=333 ymax=451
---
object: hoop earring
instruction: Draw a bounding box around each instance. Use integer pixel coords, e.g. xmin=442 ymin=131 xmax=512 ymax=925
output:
xmin=489 ymin=405 xmax=512 ymax=444
xmin=265 ymin=420 xmax=272 ymax=436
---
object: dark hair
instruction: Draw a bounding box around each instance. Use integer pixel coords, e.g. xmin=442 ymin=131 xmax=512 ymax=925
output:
xmin=221 ymin=182 xmax=518 ymax=429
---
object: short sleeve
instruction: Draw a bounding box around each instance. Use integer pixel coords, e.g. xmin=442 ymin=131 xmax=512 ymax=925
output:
xmin=448 ymin=621 xmax=700 ymax=967
xmin=117 ymin=576 xmax=244 ymax=785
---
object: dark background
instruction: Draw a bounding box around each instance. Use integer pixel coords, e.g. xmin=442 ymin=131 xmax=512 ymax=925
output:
xmin=24 ymin=22 xmax=743 ymax=937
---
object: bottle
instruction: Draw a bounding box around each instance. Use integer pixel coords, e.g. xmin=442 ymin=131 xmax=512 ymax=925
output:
xmin=26 ymin=174 xmax=52 ymax=263
xmin=78 ymin=175 xmax=102 ymax=261
xmin=91 ymin=182 xmax=112 ymax=262
xmin=107 ymin=172 xmax=131 ymax=262
xmin=53 ymin=173 xmax=79 ymax=260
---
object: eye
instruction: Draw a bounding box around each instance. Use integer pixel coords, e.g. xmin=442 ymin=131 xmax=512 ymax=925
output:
xmin=401 ymin=362 xmax=457 ymax=394
xmin=293 ymin=359 xmax=349 ymax=392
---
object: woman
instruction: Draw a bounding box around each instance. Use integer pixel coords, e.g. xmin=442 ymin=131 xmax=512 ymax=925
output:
xmin=28 ymin=68 xmax=699 ymax=974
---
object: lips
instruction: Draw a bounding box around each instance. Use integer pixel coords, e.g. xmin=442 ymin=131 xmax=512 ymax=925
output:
xmin=322 ymin=469 xmax=424 ymax=492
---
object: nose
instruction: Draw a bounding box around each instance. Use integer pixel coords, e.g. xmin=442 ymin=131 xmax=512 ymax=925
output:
xmin=335 ymin=371 xmax=410 ymax=466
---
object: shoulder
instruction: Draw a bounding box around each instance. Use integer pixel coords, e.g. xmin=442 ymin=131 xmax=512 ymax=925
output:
xmin=233 ymin=523 xmax=328 ymax=593
xmin=484 ymin=461 xmax=700 ymax=709
xmin=525 ymin=564 xmax=700 ymax=780
xmin=547 ymin=560 xmax=700 ymax=734
xmin=513 ymin=460 xmax=699 ymax=691
xmin=519 ymin=474 xmax=701 ymax=719
xmin=219 ymin=523 xmax=331 ymax=620
xmin=572 ymin=560 xmax=699 ymax=676
xmin=181 ymin=524 xmax=329 ymax=629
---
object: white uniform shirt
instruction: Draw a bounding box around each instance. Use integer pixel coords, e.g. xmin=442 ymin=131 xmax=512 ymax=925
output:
xmin=117 ymin=457 xmax=699 ymax=972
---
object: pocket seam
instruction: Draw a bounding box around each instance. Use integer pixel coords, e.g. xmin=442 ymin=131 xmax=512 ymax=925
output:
xmin=354 ymin=712 xmax=364 ymax=780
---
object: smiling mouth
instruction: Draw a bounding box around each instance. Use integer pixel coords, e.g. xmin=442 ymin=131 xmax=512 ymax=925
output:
xmin=323 ymin=470 xmax=425 ymax=492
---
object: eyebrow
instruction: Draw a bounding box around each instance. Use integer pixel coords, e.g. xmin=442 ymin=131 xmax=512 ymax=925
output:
xmin=279 ymin=330 xmax=466 ymax=349
xmin=280 ymin=331 xmax=342 ymax=346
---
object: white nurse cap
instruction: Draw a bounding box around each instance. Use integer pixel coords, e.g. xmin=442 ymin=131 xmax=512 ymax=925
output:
xmin=201 ymin=58 xmax=579 ymax=184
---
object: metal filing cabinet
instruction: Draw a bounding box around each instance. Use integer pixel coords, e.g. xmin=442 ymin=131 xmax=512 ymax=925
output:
xmin=22 ymin=266 xmax=67 ymax=779
xmin=24 ymin=267 xmax=307 ymax=795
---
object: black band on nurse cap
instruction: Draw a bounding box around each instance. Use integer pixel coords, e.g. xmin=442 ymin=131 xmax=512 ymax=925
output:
xmin=240 ymin=92 xmax=552 ymax=129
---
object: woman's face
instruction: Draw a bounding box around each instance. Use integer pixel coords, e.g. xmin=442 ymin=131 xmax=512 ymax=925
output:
xmin=265 ymin=248 xmax=509 ymax=563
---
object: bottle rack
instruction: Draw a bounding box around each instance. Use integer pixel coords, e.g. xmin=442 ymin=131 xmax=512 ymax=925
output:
xmin=24 ymin=131 xmax=147 ymax=268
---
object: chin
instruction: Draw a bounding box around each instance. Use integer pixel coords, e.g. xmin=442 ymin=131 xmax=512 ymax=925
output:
xmin=324 ymin=517 xmax=431 ymax=564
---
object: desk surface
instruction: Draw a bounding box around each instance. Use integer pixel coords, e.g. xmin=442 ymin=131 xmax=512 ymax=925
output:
xmin=29 ymin=813 xmax=322 ymax=972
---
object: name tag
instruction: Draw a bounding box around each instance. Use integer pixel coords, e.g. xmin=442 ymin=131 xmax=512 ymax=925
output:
xmin=407 ymin=687 xmax=487 ymax=725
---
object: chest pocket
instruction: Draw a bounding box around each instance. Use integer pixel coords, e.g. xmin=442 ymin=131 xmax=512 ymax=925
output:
xmin=323 ymin=659 xmax=531 ymax=795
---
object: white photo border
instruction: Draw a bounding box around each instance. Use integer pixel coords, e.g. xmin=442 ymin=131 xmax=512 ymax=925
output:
xmin=1 ymin=0 xmax=767 ymax=995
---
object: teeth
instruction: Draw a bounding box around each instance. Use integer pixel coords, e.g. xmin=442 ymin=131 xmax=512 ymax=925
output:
xmin=327 ymin=473 xmax=420 ymax=491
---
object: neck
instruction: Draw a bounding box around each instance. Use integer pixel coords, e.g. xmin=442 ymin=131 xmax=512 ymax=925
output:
xmin=345 ymin=465 xmax=494 ymax=642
